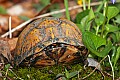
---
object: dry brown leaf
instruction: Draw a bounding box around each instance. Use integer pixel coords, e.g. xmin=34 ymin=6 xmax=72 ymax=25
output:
xmin=0 ymin=1 xmax=13 ymax=8
xmin=0 ymin=15 xmax=23 ymax=36
xmin=8 ymin=38 xmax=18 ymax=51
xmin=0 ymin=38 xmax=12 ymax=63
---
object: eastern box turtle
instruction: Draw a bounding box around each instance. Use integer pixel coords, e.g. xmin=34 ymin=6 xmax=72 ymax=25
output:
xmin=14 ymin=17 xmax=88 ymax=67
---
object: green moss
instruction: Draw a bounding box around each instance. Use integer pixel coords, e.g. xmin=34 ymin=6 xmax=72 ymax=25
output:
xmin=2 ymin=63 xmax=119 ymax=80
xmin=10 ymin=63 xmax=112 ymax=80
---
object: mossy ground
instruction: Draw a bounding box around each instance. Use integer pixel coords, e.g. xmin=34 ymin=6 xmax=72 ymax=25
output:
xmin=3 ymin=63 xmax=118 ymax=80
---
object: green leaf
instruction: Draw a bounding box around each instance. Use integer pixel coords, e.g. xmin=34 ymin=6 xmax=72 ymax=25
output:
xmin=115 ymin=15 xmax=120 ymax=24
xmin=87 ymin=8 xmax=95 ymax=22
xmin=56 ymin=74 xmax=66 ymax=80
xmin=82 ymin=31 xmax=112 ymax=57
xmin=95 ymin=1 xmax=104 ymax=12
xmin=83 ymin=31 xmax=106 ymax=50
xmin=80 ymin=16 xmax=92 ymax=31
xmin=107 ymin=6 xmax=119 ymax=20
xmin=81 ymin=16 xmax=88 ymax=26
xmin=65 ymin=69 xmax=69 ymax=79
xmin=115 ymin=32 xmax=120 ymax=42
xmin=33 ymin=4 xmax=43 ymax=11
xmin=95 ymin=12 xmax=104 ymax=26
xmin=110 ymin=33 xmax=117 ymax=43
xmin=68 ymin=71 xmax=78 ymax=79
xmin=76 ymin=24 xmax=84 ymax=33
xmin=4 ymin=64 xmax=10 ymax=70
xmin=0 ymin=6 xmax=7 ymax=14
xmin=113 ymin=47 xmax=120 ymax=67
xmin=19 ymin=16 xmax=30 ymax=21
xmin=75 ymin=9 xmax=90 ymax=24
xmin=100 ymin=41 xmax=112 ymax=56
xmin=65 ymin=69 xmax=78 ymax=79
xmin=40 ymin=0 xmax=50 ymax=6
xmin=111 ymin=46 xmax=117 ymax=62
xmin=105 ymin=24 xmax=120 ymax=32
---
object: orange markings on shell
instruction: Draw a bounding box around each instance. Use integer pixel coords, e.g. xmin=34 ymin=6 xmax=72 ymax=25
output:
xmin=14 ymin=17 xmax=86 ymax=66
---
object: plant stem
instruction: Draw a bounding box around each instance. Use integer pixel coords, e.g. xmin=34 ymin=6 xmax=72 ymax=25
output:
xmin=88 ymin=0 xmax=91 ymax=9
xmin=82 ymin=0 xmax=86 ymax=10
xmin=101 ymin=0 xmax=108 ymax=37
xmin=64 ymin=0 xmax=70 ymax=20
xmin=96 ymin=25 xmax=99 ymax=35
xmin=96 ymin=1 xmax=104 ymax=12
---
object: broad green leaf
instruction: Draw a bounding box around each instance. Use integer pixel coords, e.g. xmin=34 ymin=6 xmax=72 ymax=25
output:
xmin=87 ymin=8 xmax=95 ymax=22
xmin=110 ymin=33 xmax=117 ymax=43
xmin=115 ymin=15 xmax=120 ymax=24
xmin=81 ymin=16 xmax=88 ymax=26
xmin=81 ymin=16 xmax=92 ymax=31
xmin=0 ymin=6 xmax=7 ymax=14
xmin=95 ymin=12 xmax=104 ymax=26
xmin=65 ymin=69 xmax=69 ymax=79
xmin=115 ymin=32 xmax=120 ymax=42
xmin=83 ymin=31 xmax=106 ymax=50
xmin=113 ymin=47 xmax=120 ymax=67
xmin=107 ymin=6 xmax=119 ymax=20
xmin=68 ymin=71 xmax=78 ymax=79
xmin=75 ymin=9 xmax=90 ymax=24
xmin=100 ymin=41 xmax=112 ymax=56
xmin=82 ymin=31 xmax=112 ymax=57
xmin=105 ymin=24 xmax=120 ymax=32
xmin=76 ymin=24 xmax=84 ymax=33
xmin=114 ymin=2 xmax=120 ymax=11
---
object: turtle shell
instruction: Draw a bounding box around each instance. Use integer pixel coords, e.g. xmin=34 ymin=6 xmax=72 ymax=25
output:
xmin=14 ymin=17 xmax=87 ymax=66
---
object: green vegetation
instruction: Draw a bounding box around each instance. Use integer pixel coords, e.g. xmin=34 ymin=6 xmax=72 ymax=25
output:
xmin=1 ymin=63 xmax=116 ymax=80
xmin=0 ymin=0 xmax=120 ymax=79
xmin=0 ymin=6 xmax=7 ymax=14
xmin=75 ymin=0 xmax=120 ymax=77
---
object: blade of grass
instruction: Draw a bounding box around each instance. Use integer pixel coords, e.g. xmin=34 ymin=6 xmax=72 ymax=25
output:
xmin=101 ymin=0 xmax=108 ymax=37
xmin=64 ymin=0 xmax=70 ymax=20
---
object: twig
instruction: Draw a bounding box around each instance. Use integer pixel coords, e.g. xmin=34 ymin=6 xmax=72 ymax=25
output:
xmin=1 ymin=1 xmax=118 ymax=38
xmin=9 ymin=16 xmax=12 ymax=38
xmin=1 ymin=1 xmax=103 ymax=38
xmin=80 ymin=55 xmax=108 ymax=80
xmin=108 ymin=55 xmax=114 ymax=80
